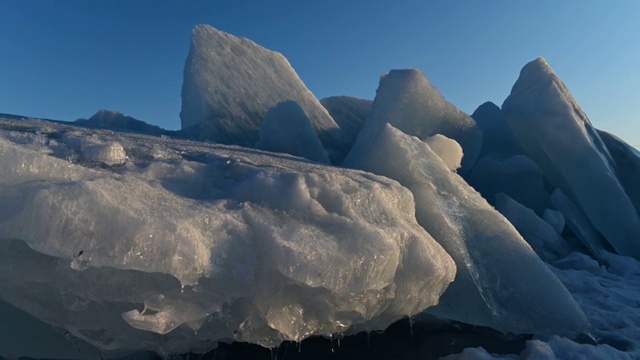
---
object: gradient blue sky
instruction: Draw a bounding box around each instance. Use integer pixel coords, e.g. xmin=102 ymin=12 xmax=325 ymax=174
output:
xmin=1 ymin=1 xmax=639 ymax=145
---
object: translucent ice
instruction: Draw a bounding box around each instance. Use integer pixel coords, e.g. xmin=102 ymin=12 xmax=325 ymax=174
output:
xmin=346 ymin=123 xmax=588 ymax=337
xmin=0 ymin=118 xmax=455 ymax=356
xmin=502 ymin=57 xmax=640 ymax=258
xmin=343 ymin=69 xmax=482 ymax=171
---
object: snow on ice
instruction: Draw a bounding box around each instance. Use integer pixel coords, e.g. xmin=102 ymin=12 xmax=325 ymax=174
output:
xmin=344 ymin=123 xmax=588 ymax=337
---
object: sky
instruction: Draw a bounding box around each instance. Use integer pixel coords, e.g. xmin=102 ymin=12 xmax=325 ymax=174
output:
xmin=1 ymin=0 xmax=639 ymax=146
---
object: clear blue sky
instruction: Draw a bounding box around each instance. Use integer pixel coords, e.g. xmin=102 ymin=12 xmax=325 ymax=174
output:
xmin=1 ymin=1 xmax=639 ymax=146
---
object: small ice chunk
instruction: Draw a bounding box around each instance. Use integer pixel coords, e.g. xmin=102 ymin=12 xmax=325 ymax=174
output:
xmin=424 ymin=134 xmax=463 ymax=171
xmin=495 ymin=193 xmax=568 ymax=260
xmin=543 ymin=208 xmax=565 ymax=235
xmin=81 ymin=138 xmax=127 ymax=166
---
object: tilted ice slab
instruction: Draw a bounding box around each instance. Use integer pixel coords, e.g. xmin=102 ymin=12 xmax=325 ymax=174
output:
xmin=256 ymin=101 xmax=330 ymax=163
xmin=343 ymin=69 xmax=482 ymax=171
xmin=0 ymin=118 xmax=455 ymax=357
xmin=550 ymin=188 xmax=609 ymax=259
xmin=180 ymin=24 xmax=348 ymax=163
xmin=346 ymin=123 xmax=588 ymax=337
xmin=495 ymin=193 xmax=568 ymax=261
xmin=320 ymin=96 xmax=372 ymax=151
xmin=502 ymin=57 xmax=640 ymax=259
xmin=466 ymin=155 xmax=550 ymax=214
xmin=598 ymin=129 xmax=640 ymax=217
xmin=470 ymin=101 xmax=523 ymax=159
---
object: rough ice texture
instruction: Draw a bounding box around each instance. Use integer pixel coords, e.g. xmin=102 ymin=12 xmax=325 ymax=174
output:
xmin=598 ymin=129 xmax=640 ymax=217
xmin=465 ymin=155 xmax=549 ymax=214
xmin=471 ymin=101 xmax=523 ymax=159
xmin=345 ymin=123 xmax=588 ymax=337
xmin=0 ymin=117 xmax=455 ymax=357
xmin=180 ymin=24 xmax=348 ymax=163
xmin=320 ymin=96 xmax=372 ymax=151
xmin=425 ymin=134 xmax=463 ymax=171
xmin=502 ymin=57 xmax=640 ymax=259
xmin=255 ymin=101 xmax=330 ymax=163
xmin=80 ymin=136 xmax=128 ymax=166
xmin=343 ymin=69 xmax=483 ymax=171
xmin=495 ymin=193 xmax=568 ymax=260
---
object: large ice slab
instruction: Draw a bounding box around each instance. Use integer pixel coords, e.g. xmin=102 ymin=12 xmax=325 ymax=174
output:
xmin=180 ymin=25 xmax=348 ymax=163
xmin=502 ymin=57 xmax=640 ymax=259
xmin=345 ymin=123 xmax=588 ymax=337
xmin=255 ymin=101 xmax=330 ymax=163
xmin=0 ymin=117 xmax=455 ymax=357
xmin=343 ymin=69 xmax=483 ymax=171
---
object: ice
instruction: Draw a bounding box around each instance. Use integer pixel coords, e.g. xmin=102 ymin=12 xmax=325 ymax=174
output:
xmin=180 ymin=25 xmax=348 ymax=163
xmin=542 ymin=208 xmax=565 ymax=235
xmin=444 ymin=336 xmax=631 ymax=360
xmin=80 ymin=136 xmax=128 ymax=166
xmin=0 ymin=299 xmax=104 ymax=360
xmin=598 ymin=129 xmax=640 ymax=216
xmin=76 ymin=109 xmax=167 ymax=136
xmin=345 ymin=123 xmax=588 ymax=337
xmin=502 ymin=57 xmax=640 ymax=259
xmin=320 ymin=96 xmax=372 ymax=149
xmin=425 ymin=134 xmax=463 ymax=171
xmin=550 ymin=188 xmax=609 ymax=259
xmin=255 ymin=101 xmax=330 ymax=163
xmin=495 ymin=193 xmax=568 ymax=260
xmin=0 ymin=117 xmax=455 ymax=356
xmin=444 ymin=250 xmax=640 ymax=359
xmin=471 ymin=101 xmax=523 ymax=159
xmin=343 ymin=69 xmax=483 ymax=171
xmin=465 ymin=155 xmax=550 ymax=213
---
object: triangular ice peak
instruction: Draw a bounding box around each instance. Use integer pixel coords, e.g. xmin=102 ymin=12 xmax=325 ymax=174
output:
xmin=502 ymin=57 xmax=640 ymax=259
xmin=180 ymin=24 xmax=348 ymax=163
xmin=344 ymin=69 xmax=482 ymax=171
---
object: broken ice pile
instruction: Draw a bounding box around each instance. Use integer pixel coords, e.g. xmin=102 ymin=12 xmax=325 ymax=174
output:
xmin=2 ymin=23 xmax=640 ymax=359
